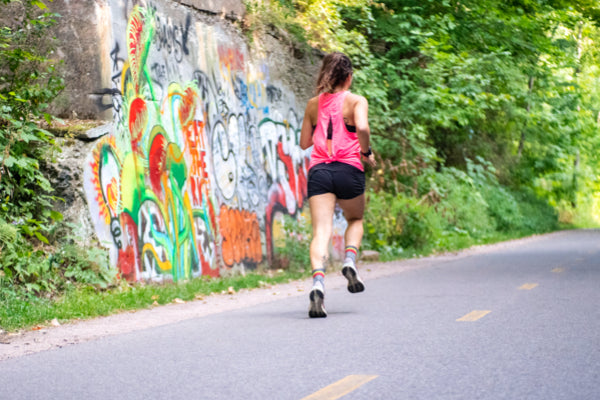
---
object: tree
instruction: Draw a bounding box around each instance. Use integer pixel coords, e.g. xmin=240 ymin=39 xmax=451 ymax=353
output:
xmin=0 ymin=0 xmax=63 ymax=236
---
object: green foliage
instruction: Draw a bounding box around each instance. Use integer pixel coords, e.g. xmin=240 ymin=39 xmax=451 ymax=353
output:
xmin=0 ymin=1 xmax=120 ymax=312
xmin=52 ymin=243 xmax=116 ymax=289
xmin=425 ymin=166 xmax=495 ymax=238
xmin=0 ymin=220 xmax=118 ymax=299
xmin=363 ymin=156 xmax=560 ymax=258
xmin=363 ymin=190 xmax=445 ymax=258
xmin=512 ymin=189 xmax=559 ymax=232
xmin=243 ymin=0 xmax=309 ymax=51
xmin=273 ymin=214 xmax=312 ymax=272
xmin=256 ymin=0 xmax=600 ymax=241
xmin=0 ymin=0 xmax=64 ymax=241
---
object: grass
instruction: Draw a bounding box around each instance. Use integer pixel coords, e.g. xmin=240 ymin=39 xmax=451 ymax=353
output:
xmin=0 ymin=269 xmax=311 ymax=332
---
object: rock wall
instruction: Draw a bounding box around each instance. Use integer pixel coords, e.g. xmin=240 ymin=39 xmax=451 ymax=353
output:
xmin=47 ymin=0 xmax=348 ymax=281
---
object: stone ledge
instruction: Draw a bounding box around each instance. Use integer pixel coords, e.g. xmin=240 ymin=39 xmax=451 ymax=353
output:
xmin=361 ymin=250 xmax=380 ymax=262
xmin=175 ymin=0 xmax=245 ymax=20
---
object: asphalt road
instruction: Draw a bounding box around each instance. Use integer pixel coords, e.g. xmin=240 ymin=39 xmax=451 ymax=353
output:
xmin=1 ymin=230 xmax=599 ymax=400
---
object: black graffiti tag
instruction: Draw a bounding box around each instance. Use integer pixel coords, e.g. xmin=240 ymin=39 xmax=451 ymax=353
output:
xmin=153 ymin=12 xmax=192 ymax=63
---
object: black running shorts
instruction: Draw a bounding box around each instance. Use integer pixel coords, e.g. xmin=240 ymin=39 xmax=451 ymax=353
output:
xmin=307 ymin=162 xmax=365 ymax=200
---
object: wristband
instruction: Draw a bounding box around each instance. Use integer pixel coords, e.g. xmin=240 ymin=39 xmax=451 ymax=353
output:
xmin=361 ymin=147 xmax=372 ymax=157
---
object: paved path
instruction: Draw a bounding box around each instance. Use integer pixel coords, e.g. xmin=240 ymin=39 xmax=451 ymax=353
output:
xmin=1 ymin=230 xmax=599 ymax=399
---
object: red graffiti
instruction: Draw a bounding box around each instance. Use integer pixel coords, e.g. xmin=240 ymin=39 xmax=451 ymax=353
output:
xmin=219 ymin=206 xmax=262 ymax=267
xmin=118 ymin=212 xmax=141 ymax=281
xmin=129 ymin=97 xmax=148 ymax=152
xmin=148 ymin=133 xmax=167 ymax=199
xmin=265 ymin=145 xmax=310 ymax=262
xmin=276 ymin=142 xmax=308 ymax=210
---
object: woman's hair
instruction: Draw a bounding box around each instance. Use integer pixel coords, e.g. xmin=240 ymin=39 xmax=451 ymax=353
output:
xmin=315 ymin=52 xmax=353 ymax=94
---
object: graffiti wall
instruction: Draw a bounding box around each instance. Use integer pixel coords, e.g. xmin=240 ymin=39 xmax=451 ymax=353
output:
xmin=83 ymin=0 xmax=344 ymax=281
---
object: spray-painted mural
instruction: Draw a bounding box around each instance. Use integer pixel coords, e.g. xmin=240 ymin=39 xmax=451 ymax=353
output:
xmin=84 ymin=1 xmax=345 ymax=281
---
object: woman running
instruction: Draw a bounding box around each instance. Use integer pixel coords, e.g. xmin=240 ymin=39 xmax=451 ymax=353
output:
xmin=299 ymin=52 xmax=376 ymax=318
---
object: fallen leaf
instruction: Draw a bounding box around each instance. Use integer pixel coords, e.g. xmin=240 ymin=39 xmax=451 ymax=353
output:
xmin=195 ymin=294 xmax=204 ymax=300
xmin=50 ymin=318 xmax=60 ymax=327
xmin=152 ymin=301 xmax=159 ymax=306
xmin=173 ymin=298 xmax=185 ymax=304
xmin=228 ymin=286 xmax=236 ymax=295
xmin=151 ymin=295 xmax=159 ymax=300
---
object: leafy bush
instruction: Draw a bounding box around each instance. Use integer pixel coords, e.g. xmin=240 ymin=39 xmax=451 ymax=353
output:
xmin=363 ymin=156 xmax=560 ymax=258
xmin=420 ymin=165 xmax=494 ymax=239
xmin=272 ymin=214 xmax=312 ymax=272
xmin=512 ymin=189 xmax=558 ymax=233
xmin=363 ymin=190 xmax=444 ymax=258
xmin=0 ymin=1 xmax=120 ymax=305
xmin=0 ymin=0 xmax=64 ymax=242
xmin=0 ymin=219 xmax=117 ymax=298
xmin=482 ymin=186 xmax=524 ymax=232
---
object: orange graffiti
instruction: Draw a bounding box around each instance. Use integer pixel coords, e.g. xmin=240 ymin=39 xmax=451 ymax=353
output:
xmin=219 ymin=206 xmax=262 ymax=266
xmin=217 ymin=45 xmax=244 ymax=71
xmin=185 ymin=120 xmax=211 ymax=207
xmin=178 ymin=87 xmax=197 ymax=126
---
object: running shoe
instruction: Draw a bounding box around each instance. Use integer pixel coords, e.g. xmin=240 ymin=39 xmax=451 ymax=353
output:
xmin=308 ymin=280 xmax=327 ymax=318
xmin=342 ymin=260 xmax=365 ymax=293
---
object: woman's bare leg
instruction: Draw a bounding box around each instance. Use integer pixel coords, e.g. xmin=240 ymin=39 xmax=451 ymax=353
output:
xmin=337 ymin=194 xmax=366 ymax=293
xmin=308 ymin=193 xmax=336 ymax=318
xmin=337 ymin=194 xmax=365 ymax=248
xmin=308 ymin=193 xmax=337 ymax=271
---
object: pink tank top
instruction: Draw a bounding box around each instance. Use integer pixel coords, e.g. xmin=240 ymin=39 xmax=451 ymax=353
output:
xmin=308 ymin=91 xmax=363 ymax=171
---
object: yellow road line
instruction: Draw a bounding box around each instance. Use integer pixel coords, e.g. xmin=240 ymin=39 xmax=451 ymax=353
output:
xmin=552 ymin=267 xmax=565 ymax=273
xmin=456 ymin=310 xmax=491 ymax=322
xmin=518 ymin=283 xmax=539 ymax=290
xmin=300 ymin=375 xmax=378 ymax=400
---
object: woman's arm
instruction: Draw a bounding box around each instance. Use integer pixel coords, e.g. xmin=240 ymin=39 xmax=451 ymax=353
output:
xmin=300 ymin=97 xmax=318 ymax=150
xmin=354 ymin=95 xmax=376 ymax=167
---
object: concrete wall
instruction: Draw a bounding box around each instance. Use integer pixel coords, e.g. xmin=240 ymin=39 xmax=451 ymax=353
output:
xmin=48 ymin=0 xmax=244 ymax=119
xmin=48 ymin=0 xmax=347 ymax=281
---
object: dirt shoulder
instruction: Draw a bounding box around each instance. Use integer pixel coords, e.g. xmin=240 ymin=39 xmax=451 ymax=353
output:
xmin=0 ymin=232 xmax=562 ymax=361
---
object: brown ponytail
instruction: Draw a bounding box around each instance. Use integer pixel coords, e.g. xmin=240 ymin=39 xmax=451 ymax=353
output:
xmin=315 ymin=52 xmax=353 ymax=94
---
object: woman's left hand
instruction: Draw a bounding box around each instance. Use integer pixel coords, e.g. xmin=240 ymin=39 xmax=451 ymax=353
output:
xmin=364 ymin=153 xmax=376 ymax=168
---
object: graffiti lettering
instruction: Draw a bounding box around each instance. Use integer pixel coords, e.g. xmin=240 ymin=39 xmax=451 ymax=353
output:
xmin=110 ymin=218 xmax=123 ymax=249
xmin=152 ymin=10 xmax=191 ymax=63
xmin=266 ymin=85 xmax=282 ymax=103
xmin=219 ymin=206 xmax=262 ymax=266
xmin=93 ymin=88 xmax=122 ymax=113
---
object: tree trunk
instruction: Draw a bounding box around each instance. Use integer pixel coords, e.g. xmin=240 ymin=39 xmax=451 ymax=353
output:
xmin=571 ymin=21 xmax=583 ymax=208
xmin=517 ymin=75 xmax=535 ymax=158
